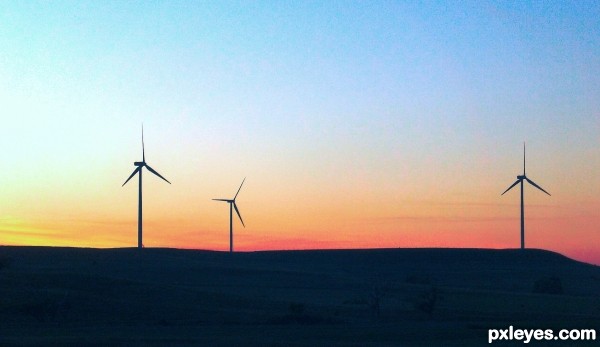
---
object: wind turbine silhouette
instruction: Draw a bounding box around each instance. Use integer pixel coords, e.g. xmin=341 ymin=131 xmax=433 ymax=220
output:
xmin=501 ymin=143 xmax=550 ymax=249
xmin=122 ymin=125 xmax=171 ymax=249
xmin=213 ymin=178 xmax=246 ymax=253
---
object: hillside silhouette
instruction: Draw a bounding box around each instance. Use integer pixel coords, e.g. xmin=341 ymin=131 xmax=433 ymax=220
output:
xmin=1 ymin=247 xmax=599 ymax=346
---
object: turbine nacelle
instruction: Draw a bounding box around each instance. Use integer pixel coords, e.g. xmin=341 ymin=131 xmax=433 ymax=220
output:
xmin=517 ymin=175 xmax=525 ymax=180
xmin=134 ymin=161 xmax=145 ymax=167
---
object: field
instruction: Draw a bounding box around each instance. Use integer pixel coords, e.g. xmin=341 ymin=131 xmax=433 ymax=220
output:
xmin=0 ymin=247 xmax=599 ymax=346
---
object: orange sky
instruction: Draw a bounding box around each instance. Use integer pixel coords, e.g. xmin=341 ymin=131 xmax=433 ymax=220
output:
xmin=2 ymin=180 xmax=598 ymax=265
xmin=1 ymin=2 xmax=599 ymax=265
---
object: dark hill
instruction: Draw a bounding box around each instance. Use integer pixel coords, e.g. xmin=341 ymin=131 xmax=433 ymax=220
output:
xmin=1 ymin=247 xmax=599 ymax=346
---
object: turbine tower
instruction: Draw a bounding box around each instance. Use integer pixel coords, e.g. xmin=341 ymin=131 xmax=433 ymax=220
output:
xmin=213 ymin=178 xmax=246 ymax=253
xmin=501 ymin=143 xmax=550 ymax=249
xmin=122 ymin=125 xmax=171 ymax=249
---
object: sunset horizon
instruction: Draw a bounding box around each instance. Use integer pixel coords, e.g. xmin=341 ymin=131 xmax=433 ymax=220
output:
xmin=1 ymin=2 xmax=599 ymax=266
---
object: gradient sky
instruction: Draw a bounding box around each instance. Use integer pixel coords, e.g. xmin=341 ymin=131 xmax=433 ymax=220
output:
xmin=1 ymin=1 xmax=599 ymax=264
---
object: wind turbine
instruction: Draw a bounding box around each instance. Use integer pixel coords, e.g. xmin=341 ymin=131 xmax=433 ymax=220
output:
xmin=122 ymin=126 xmax=171 ymax=249
xmin=501 ymin=143 xmax=550 ymax=249
xmin=213 ymin=178 xmax=246 ymax=253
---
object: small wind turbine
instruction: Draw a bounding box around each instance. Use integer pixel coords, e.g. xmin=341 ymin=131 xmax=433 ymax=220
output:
xmin=122 ymin=125 xmax=171 ymax=249
xmin=213 ymin=178 xmax=246 ymax=253
xmin=501 ymin=143 xmax=550 ymax=249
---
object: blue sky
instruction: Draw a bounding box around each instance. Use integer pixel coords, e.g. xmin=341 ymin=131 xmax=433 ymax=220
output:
xmin=0 ymin=1 xmax=599 ymax=262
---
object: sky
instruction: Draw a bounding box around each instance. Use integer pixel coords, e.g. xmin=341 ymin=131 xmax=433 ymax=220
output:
xmin=1 ymin=1 xmax=599 ymax=264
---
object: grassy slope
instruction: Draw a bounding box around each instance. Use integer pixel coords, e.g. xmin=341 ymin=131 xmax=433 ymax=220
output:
xmin=0 ymin=247 xmax=599 ymax=346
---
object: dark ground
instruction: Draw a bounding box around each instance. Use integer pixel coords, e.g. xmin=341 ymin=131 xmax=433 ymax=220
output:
xmin=0 ymin=246 xmax=599 ymax=346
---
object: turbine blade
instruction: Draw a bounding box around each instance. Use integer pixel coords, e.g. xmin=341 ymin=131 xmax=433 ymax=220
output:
xmin=501 ymin=179 xmax=520 ymax=195
xmin=122 ymin=167 xmax=141 ymax=186
xmin=145 ymin=164 xmax=171 ymax=184
xmin=525 ymin=177 xmax=551 ymax=196
xmin=233 ymin=202 xmax=245 ymax=227
xmin=523 ymin=141 xmax=526 ymax=175
xmin=234 ymin=177 xmax=246 ymax=200
xmin=212 ymin=199 xmax=230 ymax=202
xmin=142 ymin=124 xmax=145 ymax=163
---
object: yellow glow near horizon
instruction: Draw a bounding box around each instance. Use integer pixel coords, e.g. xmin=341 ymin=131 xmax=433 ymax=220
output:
xmin=1 ymin=2 xmax=599 ymax=266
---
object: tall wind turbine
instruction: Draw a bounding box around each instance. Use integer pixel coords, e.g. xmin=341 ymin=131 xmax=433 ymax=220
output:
xmin=122 ymin=126 xmax=171 ymax=249
xmin=501 ymin=143 xmax=550 ymax=249
xmin=213 ymin=178 xmax=246 ymax=253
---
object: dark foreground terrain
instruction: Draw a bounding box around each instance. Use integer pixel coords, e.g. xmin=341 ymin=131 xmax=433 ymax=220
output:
xmin=0 ymin=247 xmax=599 ymax=346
